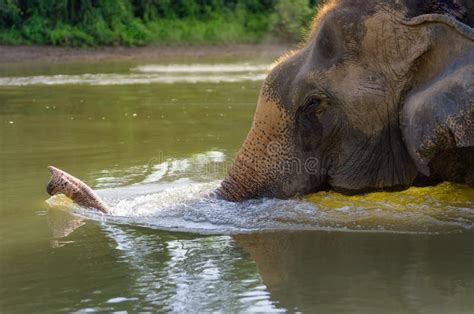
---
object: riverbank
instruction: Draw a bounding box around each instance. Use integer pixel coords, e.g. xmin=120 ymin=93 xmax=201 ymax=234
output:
xmin=0 ymin=44 xmax=292 ymax=64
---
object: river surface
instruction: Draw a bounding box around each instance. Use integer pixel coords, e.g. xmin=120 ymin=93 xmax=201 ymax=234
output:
xmin=0 ymin=54 xmax=473 ymax=312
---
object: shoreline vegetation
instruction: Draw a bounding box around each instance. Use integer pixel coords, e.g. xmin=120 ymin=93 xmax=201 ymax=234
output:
xmin=0 ymin=0 xmax=320 ymax=47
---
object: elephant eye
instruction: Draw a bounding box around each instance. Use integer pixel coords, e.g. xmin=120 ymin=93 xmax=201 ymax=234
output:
xmin=308 ymin=98 xmax=321 ymax=108
xmin=297 ymin=96 xmax=325 ymax=138
xmin=304 ymin=97 xmax=327 ymax=115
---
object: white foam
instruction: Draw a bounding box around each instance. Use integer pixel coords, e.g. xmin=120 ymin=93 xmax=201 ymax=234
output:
xmin=0 ymin=63 xmax=272 ymax=86
xmin=0 ymin=73 xmax=268 ymax=86
xmin=106 ymin=297 xmax=138 ymax=304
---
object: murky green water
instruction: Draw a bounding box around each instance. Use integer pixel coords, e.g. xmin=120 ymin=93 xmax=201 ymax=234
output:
xmin=0 ymin=56 xmax=473 ymax=313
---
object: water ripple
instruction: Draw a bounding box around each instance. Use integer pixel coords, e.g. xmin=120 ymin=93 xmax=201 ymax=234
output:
xmin=132 ymin=63 xmax=272 ymax=73
xmin=0 ymin=63 xmax=271 ymax=86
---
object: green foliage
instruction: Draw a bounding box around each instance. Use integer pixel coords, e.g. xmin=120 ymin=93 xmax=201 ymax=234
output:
xmin=146 ymin=17 xmax=266 ymax=45
xmin=0 ymin=0 xmax=321 ymax=46
xmin=50 ymin=24 xmax=94 ymax=46
xmin=269 ymin=0 xmax=315 ymax=42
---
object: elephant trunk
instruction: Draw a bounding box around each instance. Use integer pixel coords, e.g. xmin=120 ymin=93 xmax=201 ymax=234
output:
xmin=46 ymin=166 xmax=110 ymax=214
xmin=216 ymin=85 xmax=296 ymax=201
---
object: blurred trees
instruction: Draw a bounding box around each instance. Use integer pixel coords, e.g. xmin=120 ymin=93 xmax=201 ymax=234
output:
xmin=0 ymin=0 xmax=321 ymax=46
xmin=269 ymin=0 xmax=315 ymax=42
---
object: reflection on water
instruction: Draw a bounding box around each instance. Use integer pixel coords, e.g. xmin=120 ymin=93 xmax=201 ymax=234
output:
xmin=47 ymin=207 xmax=85 ymax=248
xmin=43 ymin=209 xmax=474 ymax=312
xmin=235 ymin=231 xmax=474 ymax=313
xmin=1 ymin=58 xmax=473 ymax=312
xmin=45 ymin=209 xmax=281 ymax=312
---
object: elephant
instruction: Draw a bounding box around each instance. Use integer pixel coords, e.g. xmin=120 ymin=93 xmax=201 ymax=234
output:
xmin=47 ymin=0 xmax=473 ymax=211
xmin=216 ymin=0 xmax=474 ymax=201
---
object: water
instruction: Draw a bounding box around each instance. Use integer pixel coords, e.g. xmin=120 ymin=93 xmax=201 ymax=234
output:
xmin=0 ymin=55 xmax=473 ymax=312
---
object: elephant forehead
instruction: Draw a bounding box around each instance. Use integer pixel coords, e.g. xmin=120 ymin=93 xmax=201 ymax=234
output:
xmin=321 ymin=62 xmax=389 ymax=136
xmin=313 ymin=10 xmax=429 ymax=137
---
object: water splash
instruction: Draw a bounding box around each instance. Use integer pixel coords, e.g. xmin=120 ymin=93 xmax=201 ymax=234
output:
xmin=92 ymin=151 xmax=228 ymax=189
xmin=45 ymin=149 xmax=474 ymax=235
xmin=47 ymin=178 xmax=474 ymax=235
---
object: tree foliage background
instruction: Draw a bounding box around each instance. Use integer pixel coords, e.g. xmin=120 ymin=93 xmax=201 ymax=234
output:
xmin=0 ymin=0 xmax=321 ymax=46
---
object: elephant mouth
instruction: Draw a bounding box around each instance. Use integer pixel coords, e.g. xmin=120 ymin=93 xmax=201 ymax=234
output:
xmin=216 ymin=146 xmax=328 ymax=202
xmin=279 ymin=157 xmax=329 ymax=198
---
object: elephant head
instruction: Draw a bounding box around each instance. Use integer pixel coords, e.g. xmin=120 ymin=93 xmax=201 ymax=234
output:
xmin=217 ymin=0 xmax=474 ymax=201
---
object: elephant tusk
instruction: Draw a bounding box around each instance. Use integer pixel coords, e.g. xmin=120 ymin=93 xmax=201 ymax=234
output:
xmin=46 ymin=166 xmax=109 ymax=214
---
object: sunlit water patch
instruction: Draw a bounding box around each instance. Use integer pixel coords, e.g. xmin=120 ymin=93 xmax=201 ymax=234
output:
xmin=0 ymin=63 xmax=271 ymax=86
xmin=46 ymin=167 xmax=474 ymax=235
xmin=132 ymin=63 xmax=272 ymax=73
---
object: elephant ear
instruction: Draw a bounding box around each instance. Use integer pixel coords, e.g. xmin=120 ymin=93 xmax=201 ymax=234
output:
xmin=401 ymin=63 xmax=473 ymax=177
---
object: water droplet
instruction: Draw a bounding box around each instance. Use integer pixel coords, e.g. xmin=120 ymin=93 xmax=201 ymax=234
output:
xmin=8 ymin=121 xmax=14 ymax=124
xmin=132 ymin=113 xmax=137 ymax=117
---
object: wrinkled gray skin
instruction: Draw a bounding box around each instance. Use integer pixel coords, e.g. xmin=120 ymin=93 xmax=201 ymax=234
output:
xmin=47 ymin=166 xmax=109 ymax=213
xmin=216 ymin=0 xmax=474 ymax=201
xmin=47 ymin=0 xmax=473 ymax=211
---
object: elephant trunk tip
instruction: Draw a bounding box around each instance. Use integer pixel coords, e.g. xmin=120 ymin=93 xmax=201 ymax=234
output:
xmin=46 ymin=165 xmax=63 ymax=195
xmin=216 ymin=175 xmax=250 ymax=202
xmin=46 ymin=165 xmax=109 ymax=214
